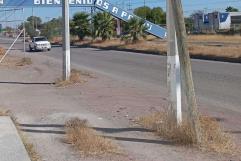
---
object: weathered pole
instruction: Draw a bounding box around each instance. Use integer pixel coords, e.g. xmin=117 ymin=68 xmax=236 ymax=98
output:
xmin=166 ymin=0 xmax=182 ymax=124
xmin=62 ymin=0 xmax=71 ymax=80
xmin=170 ymin=0 xmax=201 ymax=144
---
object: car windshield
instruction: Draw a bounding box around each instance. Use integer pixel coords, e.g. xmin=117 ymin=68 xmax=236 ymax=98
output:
xmin=34 ymin=37 xmax=47 ymax=42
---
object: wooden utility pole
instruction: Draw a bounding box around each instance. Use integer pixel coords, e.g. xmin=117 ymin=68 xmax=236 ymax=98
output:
xmin=170 ymin=0 xmax=201 ymax=144
xmin=166 ymin=0 xmax=182 ymax=124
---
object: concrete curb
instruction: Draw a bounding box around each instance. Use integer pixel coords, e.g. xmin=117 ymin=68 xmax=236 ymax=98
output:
xmin=0 ymin=116 xmax=31 ymax=161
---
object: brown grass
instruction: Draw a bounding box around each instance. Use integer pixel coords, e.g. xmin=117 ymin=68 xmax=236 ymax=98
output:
xmin=0 ymin=56 xmax=33 ymax=68
xmin=0 ymin=109 xmax=9 ymax=116
xmin=189 ymin=45 xmax=241 ymax=58
xmin=16 ymin=57 xmax=32 ymax=66
xmin=20 ymin=135 xmax=42 ymax=161
xmin=50 ymin=36 xmax=62 ymax=44
xmin=84 ymin=35 xmax=241 ymax=60
xmin=65 ymin=118 xmax=118 ymax=157
xmin=138 ymin=111 xmax=235 ymax=154
xmin=188 ymin=35 xmax=241 ymax=43
xmin=55 ymin=69 xmax=88 ymax=87
xmin=0 ymin=47 xmax=5 ymax=55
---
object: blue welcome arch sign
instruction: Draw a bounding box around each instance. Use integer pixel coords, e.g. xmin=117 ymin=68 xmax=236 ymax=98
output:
xmin=0 ymin=0 xmax=167 ymax=39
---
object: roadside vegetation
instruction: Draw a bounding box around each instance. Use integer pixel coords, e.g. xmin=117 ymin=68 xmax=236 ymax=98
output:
xmin=0 ymin=47 xmax=5 ymax=55
xmin=16 ymin=57 xmax=33 ymax=66
xmin=93 ymin=12 xmax=115 ymax=41
xmin=70 ymin=12 xmax=90 ymax=41
xmin=55 ymin=69 xmax=95 ymax=87
xmin=138 ymin=111 xmax=235 ymax=154
xmin=21 ymin=134 xmax=42 ymax=161
xmin=0 ymin=56 xmax=33 ymax=68
xmin=121 ymin=17 xmax=147 ymax=44
xmin=65 ymin=118 xmax=118 ymax=157
xmin=0 ymin=108 xmax=9 ymax=116
xmin=15 ymin=5 xmax=240 ymax=61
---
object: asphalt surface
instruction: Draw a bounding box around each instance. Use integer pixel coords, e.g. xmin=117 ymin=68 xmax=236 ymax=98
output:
xmin=1 ymin=38 xmax=241 ymax=114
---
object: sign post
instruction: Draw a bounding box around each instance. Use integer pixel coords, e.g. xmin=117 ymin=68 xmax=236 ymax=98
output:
xmin=167 ymin=0 xmax=182 ymax=124
xmin=62 ymin=0 xmax=71 ymax=80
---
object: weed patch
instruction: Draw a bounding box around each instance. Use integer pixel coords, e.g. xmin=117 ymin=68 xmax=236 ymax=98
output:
xmin=20 ymin=134 xmax=42 ymax=161
xmin=16 ymin=57 xmax=32 ymax=66
xmin=138 ymin=112 xmax=235 ymax=154
xmin=0 ymin=47 xmax=5 ymax=55
xmin=65 ymin=118 xmax=118 ymax=157
xmin=55 ymin=69 xmax=94 ymax=87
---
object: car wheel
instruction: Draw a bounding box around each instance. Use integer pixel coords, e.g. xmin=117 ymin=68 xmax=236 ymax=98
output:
xmin=47 ymin=48 xmax=51 ymax=51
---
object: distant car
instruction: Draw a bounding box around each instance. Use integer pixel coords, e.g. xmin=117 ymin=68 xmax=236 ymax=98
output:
xmin=29 ymin=36 xmax=51 ymax=51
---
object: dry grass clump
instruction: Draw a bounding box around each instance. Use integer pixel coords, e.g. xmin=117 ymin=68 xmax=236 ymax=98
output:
xmin=188 ymin=35 xmax=241 ymax=43
xmin=199 ymin=116 xmax=234 ymax=153
xmin=16 ymin=57 xmax=32 ymax=66
xmin=88 ymin=36 xmax=241 ymax=60
xmin=189 ymin=45 xmax=241 ymax=58
xmin=55 ymin=69 xmax=87 ymax=87
xmin=90 ymin=39 xmax=166 ymax=54
xmin=20 ymin=135 xmax=42 ymax=161
xmin=138 ymin=112 xmax=234 ymax=154
xmin=0 ymin=47 xmax=5 ymax=55
xmin=0 ymin=109 xmax=17 ymax=123
xmin=0 ymin=109 xmax=9 ymax=116
xmin=65 ymin=118 xmax=117 ymax=156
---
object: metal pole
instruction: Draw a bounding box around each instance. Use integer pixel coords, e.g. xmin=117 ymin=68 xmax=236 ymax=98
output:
xmin=32 ymin=8 xmax=34 ymax=30
xmin=23 ymin=8 xmax=26 ymax=56
xmin=62 ymin=0 xmax=71 ymax=80
xmin=166 ymin=0 xmax=182 ymax=124
xmin=144 ymin=0 xmax=146 ymax=19
xmin=91 ymin=7 xmax=94 ymax=41
xmin=0 ymin=30 xmax=24 ymax=63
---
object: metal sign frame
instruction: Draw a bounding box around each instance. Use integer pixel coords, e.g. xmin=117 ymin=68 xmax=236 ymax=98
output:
xmin=0 ymin=0 xmax=167 ymax=39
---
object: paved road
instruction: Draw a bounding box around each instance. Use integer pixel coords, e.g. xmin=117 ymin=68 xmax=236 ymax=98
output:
xmin=1 ymin=38 xmax=241 ymax=113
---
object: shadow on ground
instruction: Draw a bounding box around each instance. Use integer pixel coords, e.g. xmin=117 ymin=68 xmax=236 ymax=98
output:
xmin=19 ymin=123 xmax=172 ymax=145
xmin=0 ymin=81 xmax=54 ymax=85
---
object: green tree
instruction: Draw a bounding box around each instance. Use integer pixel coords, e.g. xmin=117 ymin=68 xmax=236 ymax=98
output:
xmin=70 ymin=12 xmax=90 ymax=40
xmin=19 ymin=16 xmax=43 ymax=38
xmin=19 ymin=22 xmax=38 ymax=38
xmin=150 ymin=7 xmax=166 ymax=25
xmin=134 ymin=6 xmax=166 ymax=25
xmin=93 ymin=12 xmax=114 ymax=41
xmin=27 ymin=16 xmax=42 ymax=29
xmin=134 ymin=6 xmax=152 ymax=20
xmin=226 ymin=6 xmax=239 ymax=12
xmin=41 ymin=17 xmax=62 ymax=39
xmin=185 ymin=17 xmax=194 ymax=33
xmin=121 ymin=17 xmax=147 ymax=44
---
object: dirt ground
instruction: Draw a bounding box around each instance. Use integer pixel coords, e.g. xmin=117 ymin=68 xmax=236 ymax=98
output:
xmin=0 ymin=50 xmax=240 ymax=161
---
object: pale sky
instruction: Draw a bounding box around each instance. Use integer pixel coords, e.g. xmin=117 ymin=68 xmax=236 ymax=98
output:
xmin=0 ymin=0 xmax=241 ymax=27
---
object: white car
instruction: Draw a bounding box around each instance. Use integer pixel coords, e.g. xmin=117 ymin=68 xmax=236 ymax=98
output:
xmin=29 ymin=37 xmax=51 ymax=51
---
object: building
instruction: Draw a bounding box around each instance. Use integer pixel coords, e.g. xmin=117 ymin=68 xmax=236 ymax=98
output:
xmin=193 ymin=11 xmax=241 ymax=33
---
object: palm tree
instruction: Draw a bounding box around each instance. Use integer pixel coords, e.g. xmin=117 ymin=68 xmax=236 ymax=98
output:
xmin=93 ymin=12 xmax=114 ymax=41
xmin=122 ymin=17 xmax=147 ymax=44
xmin=70 ymin=12 xmax=90 ymax=40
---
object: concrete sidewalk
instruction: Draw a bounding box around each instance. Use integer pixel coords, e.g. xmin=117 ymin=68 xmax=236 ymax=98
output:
xmin=0 ymin=116 xmax=31 ymax=161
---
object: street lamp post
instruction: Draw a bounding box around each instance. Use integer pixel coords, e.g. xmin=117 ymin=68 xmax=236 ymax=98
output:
xmin=62 ymin=0 xmax=71 ymax=80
